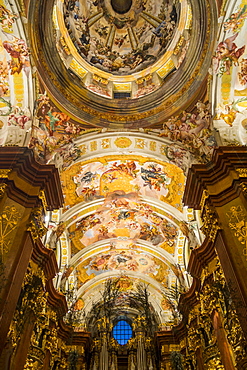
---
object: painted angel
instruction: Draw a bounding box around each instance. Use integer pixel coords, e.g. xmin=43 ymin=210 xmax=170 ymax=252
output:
xmin=223 ymin=5 xmax=247 ymax=33
xmin=214 ymin=34 xmax=245 ymax=75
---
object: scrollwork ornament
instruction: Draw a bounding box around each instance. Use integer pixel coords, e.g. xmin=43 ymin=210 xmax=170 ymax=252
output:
xmin=0 ymin=183 xmax=7 ymax=198
xmin=226 ymin=205 xmax=247 ymax=260
xmin=38 ymin=190 xmax=48 ymax=211
xmin=127 ymin=337 xmax=137 ymax=351
xmin=45 ymin=328 xmax=58 ymax=353
xmin=0 ymin=169 xmax=11 ymax=178
xmin=236 ymin=168 xmax=247 ymax=177
xmin=187 ymin=326 xmax=201 ymax=352
xmin=28 ymin=344 xmax=45 ymax=365
xmin=224 ymin=307 xmax=247 ymax=364
xmin=7 ymin=323 xmax=19 ymax=349
xmin=200 ymin=189 xmax=209 ymax=211
xmin=13 ymin=267 xmax=47 ymax=335
xmin=23 ymin=358 xmax=35 ymax=369
xmin=109 ymin=337 xmax=119 ymax=352
xmin=0 ymin=205 xmax=21 ymax=256
xmin=132 ymin=315 xmax=147 ymax=331
xmin=199 ymin=284 xmax=219 ymax=316
xmin=205 ymin=352 xmax=224 ymax=370
xmin=241 ymin=183 xmax=247 ymax=198
xmin=27 ymin=207 xmax=47 ymax=240
xmin=201 ymin=204 xmax=220 ymax=241
xmin=60 ymin=358 xmax=67 ymax=369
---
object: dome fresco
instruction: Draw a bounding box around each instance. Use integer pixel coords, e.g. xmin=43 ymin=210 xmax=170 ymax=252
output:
xmin=62 ymin=0 xmax=179 ymax=75
xmin=54 ymin=0 xmax=192 ymax=100
xmin=29 ymin=0 xmax=216 ymax=128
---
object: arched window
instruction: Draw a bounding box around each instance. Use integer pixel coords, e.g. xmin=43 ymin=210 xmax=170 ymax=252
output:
xmin=112 ymin=320 xmax=132 ymax=345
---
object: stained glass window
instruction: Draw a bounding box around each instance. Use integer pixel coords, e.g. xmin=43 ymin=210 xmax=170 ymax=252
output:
xmin=112 ymin=320 xmax=132 ymax=345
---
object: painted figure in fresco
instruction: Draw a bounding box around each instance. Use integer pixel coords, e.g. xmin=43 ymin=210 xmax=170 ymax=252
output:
xmin=164 ymin=145 xmax=189 ymax=173
xmin=0 ymin=5 xmax=17 ymax=30
xmin=8 ymin=106 xmax=31 ymax=129
xmin=47 ymin=222 xmax=66 ymax=250
xmin=134 ymin=83 xmax=157 ymax=98
xmin=86 ymin=83 xmax=111 ymax=97
xmin=214 ymin=34 xmax=245 ymax=75
xmin=97 ymin=225 xmax=117 ymax=240
xmin=238 ymin=58 xmax=247 ymax=86
xmin=76 ymin=214 xmax=101 ymax=233
xmin=0 ymin=60 xmax=9 ymax=80
xmin=223 ymin=5 xmax=247 ymax=33
xmin=139 ymin=223 xmax=164 ymax=245
xmin=153 ymin=21 xmax=167 ymax=37
xmin=35 ymin=94 xmax=52 ymax=117
xmin=3 ymin=36 xmax=30 ymax=76
xmin=140 ymin=164 xmax=170 ymax=191
xmin=43 ymin=111 xmax=71 ymax=135
xmin=62 ymin=0 xmax=178 ymax=74
xmin=31 ymin=93 xmax=83 ymax=167
xmin=78 ymin=171 xmax=97 ymax=184
xmin=73 ymin=191 xmax=179 ymax=248
xmin=0 ymin=81 xmax=9 ymax=97
xmin=0 ymin=58 xmax=10 ymax=100
xmin=86 ymin=248 xmax=157 ymax=275
xmin=160 ymin=102 xmax=214 ymax=160
xmin=111 ymin=161 xmax=137 ymax=177
xmin=152 ymin=18 xmax=175 ymax=50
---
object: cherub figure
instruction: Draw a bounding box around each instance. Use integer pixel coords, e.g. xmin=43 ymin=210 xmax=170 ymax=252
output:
xmin=214 ymin=34 xmax=245 ymax=75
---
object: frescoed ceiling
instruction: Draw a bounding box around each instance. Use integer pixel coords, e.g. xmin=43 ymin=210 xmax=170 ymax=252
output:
xmin=1 ymin=0 xmax=247 ymax=327
xmin=49 ymin=131 xmax=201 ymax=323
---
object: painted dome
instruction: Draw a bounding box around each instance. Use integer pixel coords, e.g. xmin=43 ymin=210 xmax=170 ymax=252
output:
xmin=29 ymin=0 xmax=217 ymax=127
xmin=62 ymin=0 xmax=179 ymax=75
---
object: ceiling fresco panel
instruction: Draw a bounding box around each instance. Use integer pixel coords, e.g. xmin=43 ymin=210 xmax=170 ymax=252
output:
xmin=61 ymin=157 xmax=185 ymax=211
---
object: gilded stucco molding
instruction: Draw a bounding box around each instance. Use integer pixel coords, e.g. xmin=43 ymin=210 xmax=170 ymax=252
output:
xmin=0 ymin=183 xmax=7 ymax=198
xmin=38 ymin=190 xmax=48 ymax=211
xmin=0 ymin=169 xmax=11 ymax=178
xmin=241 ymin=183 xmax=247 ymax=198
xmin=236 ymin=168 xmax=247 ymax=177
xmin=226 ymin=205 xmax=247 ymax=261
xmin=0 ymin=205 xmax=21 ymax=256
xmin=201 ymin=204 xmax=220 ymax=242
xmin=27 ymin=207 xmax=47 ymax=240
xmin=199 ymin=189 xmax=209 ymax=212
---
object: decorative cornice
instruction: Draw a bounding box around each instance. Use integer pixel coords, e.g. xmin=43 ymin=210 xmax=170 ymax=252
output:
xmin=45 ymin=279 xmax=68 ymax=317
xmin=187 ymin=237 xmax=217 ymax=278
xmin=183 ymin=146 xmax=247 ymax=208
xmin=178 ymin=277 xmax=201 ymax=316
xmin=0 ymin=147 xmax=63 ymax=209
xmin=31 ymin=238 xmax=91 ymax=346
xmin=32 ymin=238 xmax=58 ymax=280
xmin=57 ymin=319 xmax=91 ymax=346
xmin=155 ymin=321 xmax=187 ymax=346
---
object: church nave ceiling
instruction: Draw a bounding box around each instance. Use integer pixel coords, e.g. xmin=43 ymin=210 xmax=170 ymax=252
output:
xmin=0 ymin=0 xmax=247 ymax=333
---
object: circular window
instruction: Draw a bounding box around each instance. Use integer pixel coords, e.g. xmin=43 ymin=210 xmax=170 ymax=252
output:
xmin=113 ymin=320 xmax=132 ymax=345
